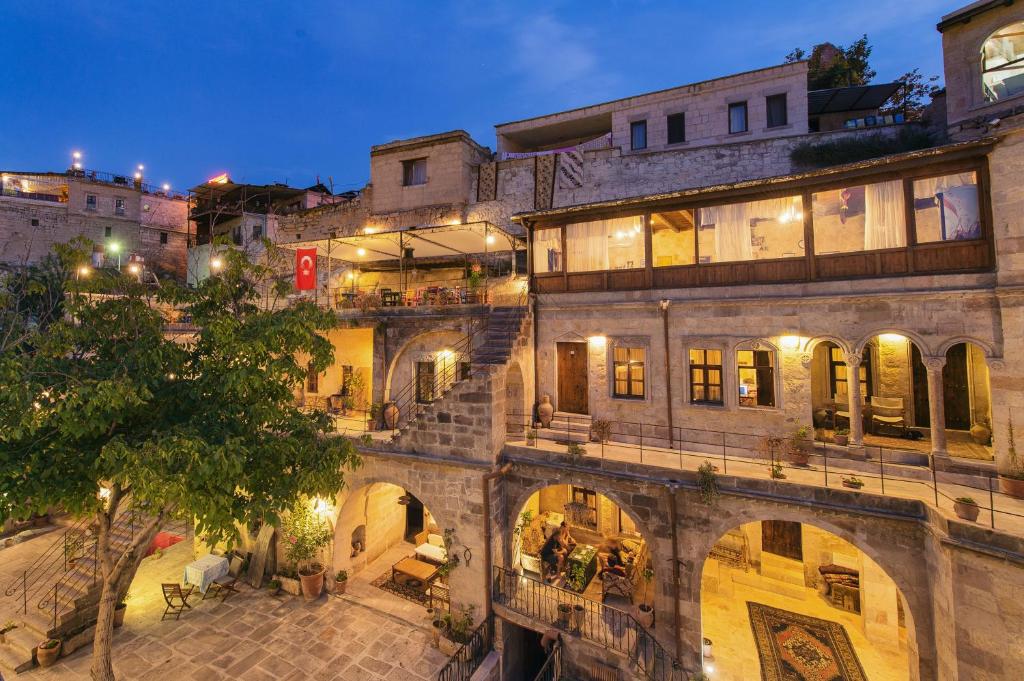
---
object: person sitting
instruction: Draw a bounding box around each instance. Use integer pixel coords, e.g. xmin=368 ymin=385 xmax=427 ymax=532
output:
xmin=600 ymin=539 xmax=628 ymax=577
xmin=540 ymin=533 xmax=565 ymax=581
xmin=557 ymin=522 xmax=576 ymax=553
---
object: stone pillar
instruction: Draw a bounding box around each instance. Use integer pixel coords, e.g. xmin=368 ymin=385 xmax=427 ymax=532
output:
xmin=923 ymin=356 xmax=948 ymax=458
xmin=844 ymin=353 xmax=865 ymax=448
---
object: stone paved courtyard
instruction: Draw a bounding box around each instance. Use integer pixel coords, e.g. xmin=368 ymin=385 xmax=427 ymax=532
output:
xmin=7 ymin=536 xmax=449 ymax=680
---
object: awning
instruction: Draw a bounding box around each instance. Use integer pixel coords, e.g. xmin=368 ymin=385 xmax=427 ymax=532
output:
xmin=277 ymin=221 xmax=523 ymax=263
xmin=808 ymin=83 xmax=902 ymax=116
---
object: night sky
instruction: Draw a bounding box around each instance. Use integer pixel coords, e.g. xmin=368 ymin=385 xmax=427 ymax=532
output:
xmin=1 ymin=1 xmax=955 ymax=192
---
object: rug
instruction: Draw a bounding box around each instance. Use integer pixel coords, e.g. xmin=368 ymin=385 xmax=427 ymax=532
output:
xmin=371 ymin=571 xmax=428 ymax=606
xmin=747 ymin=602 xmax=867 ymax=681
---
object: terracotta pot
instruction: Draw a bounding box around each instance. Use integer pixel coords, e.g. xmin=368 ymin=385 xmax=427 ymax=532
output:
xmin=834 ymin=434 xmax=849 ymax=446
xmin=36 ymin=640 xmax=61 ymax=668
xmin=538 ymin=395 xmax=554 ymax=428
xmin=970 ymin=423 xmax=992 ymax=446
xmin=636 ymin=604 xmax=655 ymax=629
xmin=383 ymin=402 xmax=400 ymax=430
xmin=334 ymin=579 xmax=348 ymax=595
xmin=299 ymin=566 xmax=325 ymax=601
xmin=431 ymin=619 xmax=444 ymax=648
xmin=998 ymin=475 xmax=1024 ymax=499
xmin=114 ymin=604 xmax=126 ymax=628
xmin=953 ymin=501 xmax=980 ymax=522
xmin=571 ymin=604 xmax=585 ymax=631
xmin=556 ymin=603 xmax=571 ymax=628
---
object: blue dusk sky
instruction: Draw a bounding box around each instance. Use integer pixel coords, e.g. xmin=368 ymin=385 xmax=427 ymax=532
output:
xmin=0 ymin=1 xmax=959 ymax=192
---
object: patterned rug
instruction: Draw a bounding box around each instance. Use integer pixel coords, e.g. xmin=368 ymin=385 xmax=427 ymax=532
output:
xmin=747 ymin=602 xmax=867 ymax=681
xmin=370 ymin=571 xmax=429 ymax=606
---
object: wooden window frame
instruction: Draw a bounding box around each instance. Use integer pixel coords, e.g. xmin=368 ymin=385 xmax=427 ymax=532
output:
xmin=569 ymin=486 xmax=598 ymax=531
xmin=728 ymin=102 xmax=748 ymax=134
xmin=667 ymin=112 xmax=686 ymax=145
xmin=689 ymin=348 xmax=724 ymax=406
xmin=612 ymin=345 xmax=646 ymax=399
xmin=402 ymin=158 xmax=428 ymax=187
xmin=828 ymin=345 xmax=873 ymax=400
xmin=306 ymin=362 xmax=319 ymax=394
xmin=630 ymin=120 xmax=648 ymax=151
xmin=737 ymin=347 xmax=776 ymax=409
xmin=766 ymin=93 xmax=788 ymax=128
xmin=415 ymin=360 xmax=435 ymax=404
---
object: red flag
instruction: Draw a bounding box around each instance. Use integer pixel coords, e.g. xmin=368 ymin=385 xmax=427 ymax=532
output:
xmin=295 ymin=248 xmax=317 ymax=290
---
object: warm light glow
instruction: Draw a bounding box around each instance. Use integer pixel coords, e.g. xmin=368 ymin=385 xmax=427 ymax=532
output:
xmin=780 ymin=335 xmax=801 ymax=349
xmin=162 ymin=183 xmax=170 ymax=192
xmin=210 ymin=256 xmax=224 ymax=270
xmin=311 ymin=497 xmax=333 ymax=516
xmin=72 ymin=151 xmax=82 ymax=160
xmin=356 ymin=248 xmax=366 ymax=257
xmin=614 ymin=230 xmax=625 ymax=240
xmin=587 ymin=335 xmax=607 ymax=347
xmin=363 ymin=226 xmax=378 ymax=235
xmin=437 ymin=349 xmax=454 ymax=359
xmin=167 ymin=372 xmax=177 ymax=380
xmin=98 ymin=486 xmax=112 ymax=500
xmin=128 ymin=264 xmax=140 ymax=274
xmin=208 ymin=173 xmax=230 ymax=184
xmin=137 ymin=164 xmax=144 ymax=171
xmin=346 ymin=271 xmax=355 ymax=280
xmin=134 ymin=172 xmax=142 ymax=180
xmin=107 ymin=241 xmax=121 ymax=253
xmin=485 ymin=234 xmax=496 ymax=245
xmin=77 ymin=266 xmax=90 ymax=277
xmin=73 ymin=162 xmax=83 ymax=170
xmin=448 ymin=219 xmax=461 ymax=226
xmin=880 ymin=333 xmax=906 ymax=343
xmin=705 ymin=664 xmax=715 ymax=674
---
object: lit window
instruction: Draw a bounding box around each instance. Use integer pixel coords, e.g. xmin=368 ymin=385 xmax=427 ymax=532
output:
xmin=651 ymin=210 xmax=696 ymax=267
xmin=402 ymin=158 xmax=428 ymax=186
xmin=828 ymin=344 xmax=872 ymax=400
xmin=416 ymin=361 xmax=435 ymax=403
xmin=533 ymin=227 xmax=562 ymax=273
xmin=912 ymin=172 xmax=981 ymax=243
xmin=766 ymin=94 xmax=788 ymax=128
xmin=612 ymin=346 xmax=645 ymax=399
xmin=566 ymin=215 xmax=645 ymax=272
xmin=737 ymin=348 xmax=775 ymax=408
xmin=697 ymin=195 xmax=804 ymax=263
xmin=729 ymin=102 xmax=748 ymax=133
xmin=982 ymin=22 xmax=1024 ymax=101
xmin=689 ymin=348 xmax=723 ymax=405
xmin=86 ymin=194 xmax=97 ymax=210
xmin=114 ymin=197 xmax=126 ymax=215
xmin=630 ymin=120 xmax=647 ymax=150
xmin=812 ymin=180 xmax=906 ymax=254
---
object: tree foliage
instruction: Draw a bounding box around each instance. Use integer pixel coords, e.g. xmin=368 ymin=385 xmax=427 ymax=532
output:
xmin=786 ymin=35 xmax=877 ymax=90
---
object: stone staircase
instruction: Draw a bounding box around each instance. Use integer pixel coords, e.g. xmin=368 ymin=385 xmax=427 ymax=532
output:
xmin=473 ymin=306 xmax=530 ymax=366
xmin=539 ymin=412 xmax=592 ymax=444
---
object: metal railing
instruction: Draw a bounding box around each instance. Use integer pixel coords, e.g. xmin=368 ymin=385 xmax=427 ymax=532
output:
xmin=532 ymin=637 xmax=562 ymax=681
xmin=506 ymin=411 xmax=1024 ymax=534
xmin=493 ymin=566 xmax=683 ymax=681
xmin=436 ymin=615 xmax=493 ymax=681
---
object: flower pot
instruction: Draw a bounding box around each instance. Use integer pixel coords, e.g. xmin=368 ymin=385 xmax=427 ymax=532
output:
xmin=636 ymin=604 xmax=655 ymax=629
xmin=954 ymin=501 xmax=980 ymax=522
xmin=36 ymin=640 xmax=61 ymax=668
xmin=299 ymin=566 xmax=325 ymax=602
xmin=834 ymin=434 xmax=849 ymax=446
xmin=571 ymin=604 xmax=585 ymax=632
xmin=970 ymin=423 xmax=992 ymax=446
xmin=538 ymin=395 xmax=554 ymax=428
xmin=556 ymin=603 xmax=572 ymax=628
xmin=276 ymin=575 xmax=302 ymax=596
xmin=998 ymin=475 xmax=1024 ymax=499
xmin=383 ymin=402 xmax=400 ymax=430
xmin=790 ymin=449 xmax=810 ymax=466
xmin=114 ymin=604 xmax=126 ymax=628
xmin=842 ymin=480 xmax=863 ymax=490
xmin=431 ymin=619 xmax=444 ymax=648
xmin=334 ymin=579 xmax=348 ymax=595
xmin=438 ymin=634 xmax=459 ymax=657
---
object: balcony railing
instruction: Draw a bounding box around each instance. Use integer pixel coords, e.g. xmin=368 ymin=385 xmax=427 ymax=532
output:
xmin=532 ymin=637 xmax=563 ymax=681
xmin=436 ymin=615 xmax=493 ymax=681
xmin=1 ymin=187 xmax=65 ymax=203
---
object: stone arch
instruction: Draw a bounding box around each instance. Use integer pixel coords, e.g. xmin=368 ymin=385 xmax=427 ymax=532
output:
xmin=801 ymin=334 xmax=852 ymax=356
xmin=384 ymin=328 xmax=465 ymax=400
xmin=691 ymin=507 xmax=931 ymax=681
xmin=935 ymin=335 xmax=996 ymax=358
xmin=853 ymin=328 xmax=932 ymax=357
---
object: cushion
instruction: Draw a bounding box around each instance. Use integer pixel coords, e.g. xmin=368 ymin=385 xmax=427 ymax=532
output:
xmin=415 ymin=543 xmax=447 ymax=563
xmin=818 ymin=563 xmax=858 ymax=577
xmin=427 ymin=533 xmax=444 ymax=547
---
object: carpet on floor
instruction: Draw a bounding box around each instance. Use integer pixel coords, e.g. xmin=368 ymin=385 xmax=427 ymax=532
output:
xmin=747 ymin=601 xmax=867 ymax=681
xmin=371 ymin=571 xmax=429 ymax=606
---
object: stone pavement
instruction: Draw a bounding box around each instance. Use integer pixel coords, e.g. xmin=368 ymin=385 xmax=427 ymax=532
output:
xmin=20 ymin=539 xmax=449 ymax=680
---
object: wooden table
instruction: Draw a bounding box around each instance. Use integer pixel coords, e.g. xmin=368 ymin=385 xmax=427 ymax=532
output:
xmin=392 ymin=557 xmax=438 ymax=591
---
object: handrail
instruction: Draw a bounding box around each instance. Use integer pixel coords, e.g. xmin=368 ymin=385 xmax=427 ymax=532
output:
xmin=4 ymin=513 xmax=95 ymax=601
xmin=493 ymin=565 xmax=683 ymax=681
xmin=531 ymin=637 xmax=562 ymax=681
xmin=436 ymin=614 xmax=493 ymax=681
xmin=506 ymin=411 xmax=1024 ymax=534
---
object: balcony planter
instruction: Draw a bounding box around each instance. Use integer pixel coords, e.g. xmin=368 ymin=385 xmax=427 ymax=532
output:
xmin=571 ymin=604 xmax=585 ymax=632
xmin=299 ymin=565 xmax=325 ymax=602
xmin=556 ymin=603 xmax=572 ymax=628
xmin=788 ymin=427 xmax=813 ymax=466
xmin=636 ymin=604 xmax=655 ymax=628
xmin=334 ymin=570 xmax=348 ymax=595
xmin=953 ymin=498 xmax=980 ymax=522
xmin=997 ymin=474 xmax=1024 ymax=499
xmin=36 ymin=639 xmax=61 ymax=668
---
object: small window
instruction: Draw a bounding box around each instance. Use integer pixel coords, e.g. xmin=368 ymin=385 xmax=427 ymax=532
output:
xmin=737 ymin=348 xmax=775 ymax=407
xmin=114 ymin=197 xmax=126 ymax=215
xmin=159 ymin=231 xmax=168 ymax=245
xmin=766 ymin=94 xmax=788 ymax=128
xmin=251 ymin=223 xmax=263 ymax=240
xmin=630 ymin=120 xmax=647 ymax=150
xmin=569 ymin=487 xmax=598 ymax=531
xmin=912 ymin=172 xmax=981 ymax=243
xmin=459 ymin=362 xmax=472 ymax=381
xmin=612 ymin=346 xmax=645 ymax=399
xmin=231 ymin=225 xmax=243 ymax=246
xmin=667 ymin=112 xmax=686 ymax=144
xmin=533 ymin=227 xmax=562 ymax=273
xmin=416 ymin=361 xmax=435 ymax=403
xmin=402 ymin=158 xmax=428 ymax=186
xmin=728 ymin=102 xmax=748 ymax=134
xmin=104 ymin=226 xmax=112 ymax=238
xmin=689 ymin=348 xmax=723 ymax=405
xmin=30 ymin=218 xmax=39 ymax=227
xmin=86 ymin=194 xmax=97 ymax=210
xmin=306 ymin=362 xmax=319 ymax=394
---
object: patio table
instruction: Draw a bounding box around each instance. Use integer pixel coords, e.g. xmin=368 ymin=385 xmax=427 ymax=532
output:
xmin=183 ymin=554 xmax=229 ymax=594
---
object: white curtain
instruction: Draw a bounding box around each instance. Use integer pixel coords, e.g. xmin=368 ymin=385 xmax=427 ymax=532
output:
xmin=706 ymin=203 xmax=753 ymax=262
xmin=864 ymin=180 xmax=906 ymax=250
xmin=567 ymin=220 xmax=608 ymax=272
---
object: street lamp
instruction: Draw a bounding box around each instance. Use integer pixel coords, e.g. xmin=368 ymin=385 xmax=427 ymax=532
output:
xmin=128 ymin=263 xmax=141 ymax=277
xmin=108 ymin=241 xmax=121 ymax=269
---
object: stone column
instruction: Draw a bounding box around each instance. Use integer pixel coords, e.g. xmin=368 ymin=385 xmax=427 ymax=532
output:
xmin=923 ymin=356 xmax=948 ymax=458
xmin=844 ymin=352 xmax=865 ymax=448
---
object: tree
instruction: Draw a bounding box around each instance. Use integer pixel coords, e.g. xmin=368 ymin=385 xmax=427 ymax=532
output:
xmin=788 ymin=36 xmax=877 ymax=90
xmin=884 ymin=68 xmax=942 ymax=119
xmin=0 ymin=242 xmax=358 ymax=680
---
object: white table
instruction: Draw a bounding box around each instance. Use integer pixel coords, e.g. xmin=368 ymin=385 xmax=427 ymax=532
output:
xmin=183 ymin=554 xmax=229 ymax=594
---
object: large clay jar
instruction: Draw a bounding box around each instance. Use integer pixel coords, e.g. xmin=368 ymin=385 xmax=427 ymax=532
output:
xmin=383 ymin=402 xmax=400 ymax=430
xmin=538 ymin=395 xmax=554 ymax=428
xmin=970 ymin=422 xmax=992 ymax=445
xmin=299 ymin=565 xmax=325 ymax=602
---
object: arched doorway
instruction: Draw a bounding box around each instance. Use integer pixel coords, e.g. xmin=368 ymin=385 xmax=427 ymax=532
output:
xmin=384 ymin=329 xmax=466 ymax=404
xmin=941 ymin=341 xmax=993 ymax=460
xmin=700 ymin=520 xmax=913 ymax=680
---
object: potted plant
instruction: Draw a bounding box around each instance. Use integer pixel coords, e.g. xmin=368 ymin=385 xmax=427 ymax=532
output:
xmin=0 ymin=621 xmax=17 ymax=645
xmin=842 ymin=476 xmax=864 ymax=489
xmin=281 ymin=497 xmax=333 ymax=602
xmin=334 ymin=569 xmax=349 ymax=595
xmin=697 ymin=462 xmax=719 ymax=505
xmin=591 ymin=418 xmax=612 ymax=444
xmin=636 ymin=565 xmax=655 ymax=628
xmin=266 ymin=579 xmax=281 ymax=596
xmin=566 ymin=562 xmax=587 ymax=592
xmin=566 ymin=442 xmax=586 ymax=463
xmin=788 ymin=426 xmax=813 ymax=466
xmin=114 ymin=591 xmax=128 ymax=628
xmin=274 ymin=567 xmax=302 ymax=595
xmin=833 ymin=426 xmax=850 ymax=447
xmin=769 ymin=464 xmax=786 ymax=479
xmin=430 ymin=614 xmax=445 ymax=648
xmin=571 ymin=603 xmax=585 ymax=632
xmin=998 ymin=417 xmax=1024 ymax=498
xmin=357 ymin=433 xmax=373 ymax=448
xmin=526 ymin=428 xmax=537 ymax=446
xmin=556 ymin=602 xmax=572 ymax=628
xmin=367 ymin=402 xmax=383 ymax=431
xmin=954 ymin=497 xmax=980 ymax=522
xmin=36 ymin=639 xmax=61 ymax=668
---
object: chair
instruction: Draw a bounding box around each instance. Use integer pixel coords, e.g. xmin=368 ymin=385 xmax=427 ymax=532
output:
xmin=600 ymin=541 xmax=648 ymax=603
xmin=161 ymin=583 xmax=194 ymax=621
xmin=203 ymin=555 xmax=243 ymax=602
xmin=870 ymin=396 xmax=906 ymax=436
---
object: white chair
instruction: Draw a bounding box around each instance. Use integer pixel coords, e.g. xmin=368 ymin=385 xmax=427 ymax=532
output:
xmin=870 ymin=397 xmax=906 ymax=436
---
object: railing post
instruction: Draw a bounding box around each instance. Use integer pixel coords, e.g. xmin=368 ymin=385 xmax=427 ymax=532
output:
xmin=639 ymin=420 xmax=644 ymax=463
xmin=823 ymin=440 xmax=829 ymax=487
xmin=989 ymin=473 xmax=996 ymax=529
xmin=721 ymin=432 xmax=727 ymax=475
xmin=879 ymin=448 xmax=885 ymax=495
xmin=931 ymin=456 xmax=939 ymax=507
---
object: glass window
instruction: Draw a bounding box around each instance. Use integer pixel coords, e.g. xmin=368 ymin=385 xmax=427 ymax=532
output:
xmin=533 ymin=227 xmax=562 ymax=273
xmin=828 ymin=345 xmax=872 ymax=401
xmin=651 ymin=210 xmax=696 ymax=267
xmin=566 ymin=215 xmax=645 ymax=272
xmin=306 ymin=362 xmax=319 ymax=394
xmin=729 ymin=102 xmax=748 ymax=133
xmin=402 ymin=158 xmax=427 ymax=186
xmin=415 ymin=361 xmax=435 ymax=403
xmin=251 ymin=223 xmax=263 ymax=240
xmin=982 ymin=22 xmax=1024 ymax=101
xmin=114 ymin=197 xmax=126 ymax=215
xmin=766 ymin=94 xmax=788 ymax=128
xmin=159 ymin=231 xmax=168 ymax=245
xmin=612 ymin=346 xmax=645 ymax=399
xmin=86 ymin=194 xmax=97 ymax=210
xmin=667 ymin=112 xmax=686 ymax=144
xmin=912 ymin=172 xmax=981 ymax=243
xmin=631 ymin=121 xmax=647 ymax=150
xmin=689 ymin=348 xmax=723 ymax=405
xmin=569 ymin=487 xmax=598 ymax=530
xmin=697 ymin=196 xmax=804 ymax=263
xmin=737 ymin=349 xmax=775 ymax=407
xmin=812 ymin=180 xmax=906 ymax=254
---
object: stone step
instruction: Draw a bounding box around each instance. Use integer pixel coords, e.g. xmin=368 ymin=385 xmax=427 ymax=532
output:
xmin=4 ymin=624 xmax=43 ymax=659
xmin=20 ymin=608 xmax=56 ymax=639
xmin=0 ymin=640 xmax=34 ymax=675
xmin=536 ymin=428 xmax=589 ymax=444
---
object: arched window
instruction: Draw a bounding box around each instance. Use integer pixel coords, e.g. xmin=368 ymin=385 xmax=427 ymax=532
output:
xmin=982 ymin=22 xmax=1024 ymax=102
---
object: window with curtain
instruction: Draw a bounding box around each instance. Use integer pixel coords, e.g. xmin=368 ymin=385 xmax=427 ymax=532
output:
xmin=766 ymin=94 xmax=788 ymax=128
xmin=689 ymin=348 xmax=723 ymax=405
xmin=566 ymin=215 xmax=645 ymax=272
xmin=697 ymin=195 xmax=804 ymax=263
xmin=912 ymin=172 xmax=980 ymax=243
xmin=729 ymin=102 xmax=748 ymax=133
xmin=737 ymin=348 xmax=775 ymax=407
xmin=613 ymin=346 xmax=645 ymax=399
xmin=651 ymin=210 xmax=696 ymax=267
xmin=402 ymin=158 xmax=428 ymax=186
xmin=828 ymin=345 xmax=872 ymax=400
xmin=982 ymin=22 xmax=1024 ymax=101
xmin=533 ymin=227 xmax=562 ymax=272
xmin=812 ymin=180 xmax=906 ymax=254
xmin=631 ymin=121 xmax=647 ymax=150
xmin=569 ymin=487 xmax=598 ymax=530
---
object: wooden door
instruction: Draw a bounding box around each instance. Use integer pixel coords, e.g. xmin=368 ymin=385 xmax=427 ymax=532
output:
xmin=761 ymin=520 xmax=802 ymax=561
xmin=911 ymin=344 xmax=930 ymax=428
xmin=943 ymin=344 xmax=971 ymax=430
xmin=557 ymin=342 xmax=589 ymax=414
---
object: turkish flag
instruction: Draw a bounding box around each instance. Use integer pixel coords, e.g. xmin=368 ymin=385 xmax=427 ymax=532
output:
xmin=295 ymin=248 xmax=317 ymax=290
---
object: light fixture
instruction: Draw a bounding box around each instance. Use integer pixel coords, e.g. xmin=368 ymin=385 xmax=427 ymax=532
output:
xmin=162 ymin=183 xmax=170 ymax=192
xmin=485 ymin=234 xmax=496 ymax=245
xmin=880 ymin=333 xmax=906 ymax=343
xmin=587 ymin=335 xmax=607 ymax=347
xmin=134 ymin=172 xmax=142 ymax=180
xmin=614 ymin=230 xmax=625 ymax=240
xmin=210 ymin=256 xmax=224 ymax=270
xmin=363 ymin=226 xmax=378 ymax=235
xmin=128 ymin=263 xmax=140 ymax=275
xmin=72 ymin=151 xmax=82 ymax=160
xmin=98 ymin=486 xmax=112 ymax=500
xmin=780 ymin=335 xmax=801 ymax=349
xmin=346 ymin=271 xmax=355 ymax=280
xmin=208 ymin=172 xmax=230 ymax=184
xmin=397 ymin=493 xmax=413 ymax=506
xmin=357 ymin=248 xmax=366 ymax=257
xmin=108 ymin=241 xmax=121 ymax=253
xmin=77 ymin=265 xmax=90 ymax=278
xmin=73 ymin=162 xmax=82 ymax=170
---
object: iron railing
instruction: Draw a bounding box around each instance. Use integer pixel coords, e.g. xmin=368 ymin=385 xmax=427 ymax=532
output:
xmin=493 ymin=566 xmax=683 ymax=681
xmin=436 ymin=615 xmax=493 ymax=681
xmin=506 ymin=411 xmax=1024 ymax=534
xmin=531 ymin=637 xmax=563 ymax=681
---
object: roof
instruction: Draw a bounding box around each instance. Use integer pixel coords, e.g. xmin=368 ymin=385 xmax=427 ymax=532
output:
xmin=512 ymin=138 xmax=995 ymax=223
xmin=369 ymin=130 xmax=491 ymax=157
xmin=808 ymin=83 xmax=902 ymax=116
xmin=937 ymin=0 xmax=1015 ymax=32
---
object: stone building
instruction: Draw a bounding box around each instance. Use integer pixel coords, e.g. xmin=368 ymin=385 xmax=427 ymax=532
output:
xmin=0 ymin=166 xmax=190 ymax=280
